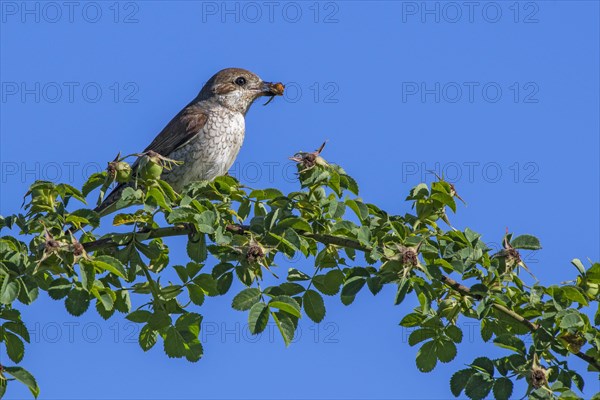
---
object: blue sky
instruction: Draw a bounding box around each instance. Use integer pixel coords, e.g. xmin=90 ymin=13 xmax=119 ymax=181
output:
xmin=1 ymin=1 xmax=599 ymax=398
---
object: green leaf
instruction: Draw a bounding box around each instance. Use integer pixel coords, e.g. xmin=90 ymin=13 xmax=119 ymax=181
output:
xmin=139 ymin=324 xmax=158 ymax=351
xmin=269 ymin=295 xmax=301 ymax=318
xmin=436 ymin=338 xmax=457 ymax=363
xmin=248 ymin=302 xmax=269 ymax=334
xmin=493 ymin=377 xmax=513 ymax=400
xmin=560 ymin=312 xmax=584 ymax=329
xmin=571 ymin=259 xmax=585 ymax=275
xmin=216 ymin=271 xmax=233 ymax=295
xmin=394 ymin=279 xmax=410 ymax=305
xmin=587 ymin=263 xmax=600 ymax=283
xmin=126 ymin=309 xmax=152 ymax=323
xmin=408 ymin=328 xmax=435 ymax=346
xmin=249 ymin=188 xmax=283 ymax=200
xmin=445 ymin=325 xmax=463 ymax=343
xmin=0 ymin=277 xmax=19 ymax=304
xmin=471 ymin=357 xmax=494 ymax=376
xmin=4 ymin=366 xmax=40 ymax=398
xmin=399 ymin=313 xmax=425 ymax=327
xmin=3 ymin=321 xmax=30 ymax=343
xmin=288 ymin=268 xmax=310 ymax=281
xmin=312 ymin=269 xmax=344 ymax=296
xmin=232 ymin=288 xmax=261 ymax=311
xmin=147 ymin=311 xmax=171 ymax=330
xmin=272 ymin=311 xmax=297 ymax=346
xmin=450 ymin=368 xmax=475 ymax=397
xmin=341 ymin=276 xmax=366 ymax=297
xmin=465 ymin=374 xmax=493 ymax=400
xmin=82 ymin=172 xmax=106 ymax=197
xmin=510 ymin=234 xmax=541 ymax=250
xmin=93 ymin=255 xmax=127 ymax=279
xmin=47 ymin=278 xmax=71 ymax=300
xmin=493 ymin=334 xmax=526 ymax=355
xmin=416 ymin=340 xmax=437 ymax=372
xmin=173 ymin=265 xmax=188 ymax=283
xmin=164 ymin=326 xmax=186 ymax=358
xmin=65 ymin=288 xmax=90 ymax=316
xmin=481 ymin=319 xmax=494 ymax=342
xmin=562 ymin=286 xmax=588 ymax=306
xmin=303 ymin=290 xmax=325 ymax=323
xmin=187 ymin=234 xmax=207 ymax=263
xmin=194 ymin=211 xmax=216 ymax=234
xmin=184 ymin=339 xmax=204 ymax=362
xmin=194 ymin=274 xmax=219 ymax=296
xmin=187 ymin=284 xmax=205 ymax=306
xmin=5 ymin=331 xmax=25 ymax=363
xmin=175 ymin=312 xmax=202 ymax=337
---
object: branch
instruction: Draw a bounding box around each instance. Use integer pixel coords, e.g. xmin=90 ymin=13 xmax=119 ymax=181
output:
xmin=81 ymin=222 xmax=600 ymax=371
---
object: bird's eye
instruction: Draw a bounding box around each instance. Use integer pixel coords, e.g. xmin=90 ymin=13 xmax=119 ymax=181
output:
xmin=235 ymin=77 xmax=247 ymax=86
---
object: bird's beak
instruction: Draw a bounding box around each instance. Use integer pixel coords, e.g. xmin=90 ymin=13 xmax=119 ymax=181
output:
xmin=261 ymin=82 xmax=285 ymax=96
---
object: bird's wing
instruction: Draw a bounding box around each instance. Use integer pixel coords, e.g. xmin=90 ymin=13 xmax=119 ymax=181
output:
xmin=94 ymin=103 xmax=208 ymax=215
xmin=143 ymin=102 xmax=209 ymax=156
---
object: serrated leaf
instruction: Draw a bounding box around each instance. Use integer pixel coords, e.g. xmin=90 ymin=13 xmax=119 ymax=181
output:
xmin=187 ymin=284 xmax=205 ymax=306
xmin=303 ymin=290 xmax=325 ymax=323
xmin=232 ymin=288 xmax=261 ymax=311
xmin=5 ymin=331 xmax=24 ymax=363
xmin=312 ymin=269 xmax=344 ymax=296
xmin=416 ymin=340 xmax=437 ymax=372
xmin=450 ymin=368 xmax=475 ymax=397
xmin=126 ymin=309 xmax=152 ymax=323
xmin=437 ymin=338 xmax=457 ymax=363
xmin=510 ymin=234 xmax=541 ymax=250
xmin=408 ymin=328 xmax=435 ymax=346
xmin=560 ymin=312 xmax=584 ymax=329
xmin=3 ymin=321 xmax=30 ymax=343
xmin=4 ymin=366 xmax=39 ymax=398
xmin=465 ymin=374 xmax=493 ymax=400
xmin=272 ymin=310 xmax=297 ymax=346
xmin=493 ymin=377 xmax=513 ymax=400
xmin=64 ymin=288 xmax=90 ymax=316
xmin=0 ymin=277 xmax=19 ymax=304
xmin=82 ymin=172 xmax=106 ymax=197
xmin=493 ymin=334 xmax=526 ymax=355
xmin=139 ymin=324 xmax=158 ymax=351
xmin=93 ymin=255 xmax=127 ymax=279
xmin=269 ymin=295 xmax=301 ymax=318
xmin=445 ymin=325 xmax=463 ymax=343
xmin=471 ymin=357 xmax=495 ymax=376
xmin=287 ymin=268 xmax=310 ymax=281
xmin=248 ymin=302 xmax=269 ymax=334
xmin=187 ymin=234 xmax=207 ymax=263
xmin=341 ymin=276 xmax=366 ymax=297
xmin=164 ymin=326 xmax=186 ymax=358
xmin=217 ymin=271 xmax=233 ymax=295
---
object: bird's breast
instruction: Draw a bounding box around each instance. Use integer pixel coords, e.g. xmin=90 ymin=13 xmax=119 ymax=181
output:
xmin=164 ymin=108 xmax=245 ymax=191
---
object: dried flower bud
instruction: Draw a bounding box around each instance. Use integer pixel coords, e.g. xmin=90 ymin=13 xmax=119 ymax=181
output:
xmin=531 ymin=366 xmax=547 ymax=389
xmin=246 ymin=244 xmax=264 ymax=263
xmin=402 ymin=247 xmax=418 ymax=267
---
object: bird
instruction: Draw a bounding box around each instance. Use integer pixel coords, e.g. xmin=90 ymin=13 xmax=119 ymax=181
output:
xmin=96 ymin=68 xmax=284 ymax=214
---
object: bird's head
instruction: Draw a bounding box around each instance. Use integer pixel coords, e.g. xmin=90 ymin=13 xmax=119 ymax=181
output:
xmin=197 ymin=68 xmax=284 ymax=114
